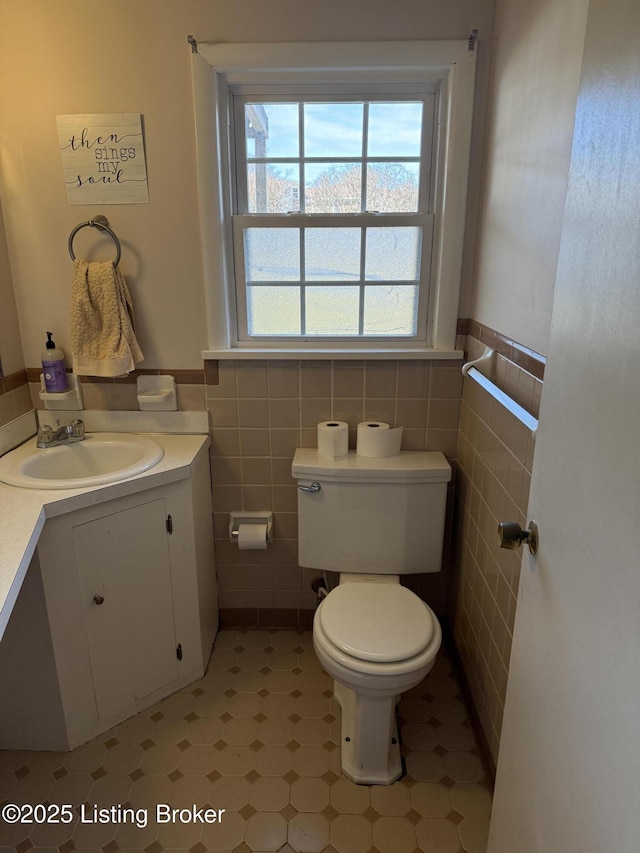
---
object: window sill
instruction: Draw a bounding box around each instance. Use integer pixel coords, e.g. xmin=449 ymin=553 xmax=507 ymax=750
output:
xmin=201 ymin=347 xmax=464 ymax=362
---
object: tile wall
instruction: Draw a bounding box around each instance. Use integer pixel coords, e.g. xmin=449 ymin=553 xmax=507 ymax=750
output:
xmin=26 ymin=359 xmax=464 ymax=631
xmin=451 ymin=326 xmax=543 ymax=770
xmin=205 ymin=359 xmax=463 ymax=629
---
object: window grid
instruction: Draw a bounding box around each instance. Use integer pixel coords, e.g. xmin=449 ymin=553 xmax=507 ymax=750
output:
xmin=233 ymin=92 xmax=436 ymax=341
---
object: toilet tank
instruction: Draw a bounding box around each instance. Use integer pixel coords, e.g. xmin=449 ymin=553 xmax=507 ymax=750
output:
xmin=292 ymin=449 xmax=451 ymax=575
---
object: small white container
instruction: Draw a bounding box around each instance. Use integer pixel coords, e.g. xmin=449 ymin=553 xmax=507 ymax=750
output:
xmin=136 ymin=375 xmax=177 ymax=411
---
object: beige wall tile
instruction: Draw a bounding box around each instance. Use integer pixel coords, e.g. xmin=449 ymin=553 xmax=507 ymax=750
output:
xmin=206 ymin=362 xmax=237 ymax=398
xmin=242 ymin=484 xmax=273 ymax=511
xmin=396 ymin=398 xmax=427 ymax=429
xmin=237 ymin=362 xmax=269 ymax=398
xmin=240 ymin=428 xmax=271 ymax=456
xmin=211 ymin=428 xmax=241 ymax=457
xmin=242 ymin=457 xmax=272 ymax=485
xmin=270 ymin=428 xmax=301 ymax=457
xmin=428 ymin=398 xmax=461 ymax=430
xmin=401 ymin=428 xmax=427 ymax=450
xmin=212 ymin=456 xmax=243 ymax=485
xmin=430 ymin=366 xmax=464 ymax=398
xmin=452 ymin=359 xmax=538 ymax=767
xmin=238 ymin=398 xmax=269 ymax=428
xmin=269 ymin=398 xmax=300 ymax=429
xmin=397 ymin=362 xmax=430 ymax=397
xmin=332 ymin=366 xmax=364 ymax=398
xmin=208 ymin=398 xmax=239 ymax=428
xmin=300 ymin=397 xmax=331 ymax=427
xmin=271 ymin=458 xmax=295 ymax=485
xmin=268 ymin=362 xmax=300 ymax=397
xmin=300 ymin=363 xmax=332 ymax=397
xmin=213 ymin=484 xmax=243 ymax=512
xmin=364 ymin=362 xmax=398 ymax=398
xmin=176 ymin=384 xmax=206 ymax=410
xmin=272 ymin=485 xmax=298 ymax=513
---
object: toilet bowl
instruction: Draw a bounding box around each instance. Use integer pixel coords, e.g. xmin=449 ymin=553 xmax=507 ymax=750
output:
xmin=312 ymin=576 xmax=441 ymax=784
xmin=292 ymin=447 xmax=451 ymax=786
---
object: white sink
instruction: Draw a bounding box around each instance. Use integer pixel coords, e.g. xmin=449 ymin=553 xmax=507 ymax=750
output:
xmin=0 ymin=433 xmax=165 ymax=490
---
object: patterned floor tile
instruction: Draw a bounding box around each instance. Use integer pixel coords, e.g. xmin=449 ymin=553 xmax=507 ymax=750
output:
xmin=0 ymin=630 xmax=491 ymax=852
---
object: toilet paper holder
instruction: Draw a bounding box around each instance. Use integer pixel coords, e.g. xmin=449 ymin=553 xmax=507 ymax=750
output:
xmin=229 ymin=511 xmax=273 ymax=544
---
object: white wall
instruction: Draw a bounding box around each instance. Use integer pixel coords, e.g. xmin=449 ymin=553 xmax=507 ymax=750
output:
xmin=466 ymin=0 xmax=588 ymax=356
xmin=0 ymin=0 xmax=495 ymax=371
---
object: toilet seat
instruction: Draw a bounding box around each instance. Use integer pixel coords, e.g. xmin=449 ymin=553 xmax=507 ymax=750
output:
xmin=316 ymin=583 xmax=435 ymax=664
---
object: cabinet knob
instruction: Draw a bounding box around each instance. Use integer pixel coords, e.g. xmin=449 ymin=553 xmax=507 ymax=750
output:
xmin=93 ymin=594 xmax=105 ymax=605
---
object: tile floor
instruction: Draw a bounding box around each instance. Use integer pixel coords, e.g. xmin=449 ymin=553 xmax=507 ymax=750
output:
xmin=0 ymin=629 xmax=491 ymax=853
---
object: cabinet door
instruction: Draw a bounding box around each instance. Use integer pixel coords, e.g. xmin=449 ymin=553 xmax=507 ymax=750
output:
xmin=73 ymin=498 xmax=179 ymax=720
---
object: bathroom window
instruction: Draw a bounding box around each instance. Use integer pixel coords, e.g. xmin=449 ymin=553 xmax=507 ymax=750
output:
xmin=233 ymin=93 xmax=435 ymax=340
xmin=191 ymin=41 xmax=476 ymax=356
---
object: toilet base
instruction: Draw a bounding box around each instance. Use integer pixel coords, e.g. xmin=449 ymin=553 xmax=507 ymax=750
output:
xmin=334 ymin=681 xmax=402 ymax=786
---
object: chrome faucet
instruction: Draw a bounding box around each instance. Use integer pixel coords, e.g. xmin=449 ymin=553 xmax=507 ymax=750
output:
xmin=37 ymin=419 xmax=86 ymax=448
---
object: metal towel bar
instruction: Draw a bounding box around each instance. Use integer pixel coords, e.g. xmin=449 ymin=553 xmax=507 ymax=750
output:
xmin=465 ymin=365 xmax=538 ymax=435
xmin=462 ymin=346 xmax=538 ymax=434
xmin=68 ymin=215 xmax=121 ymax=267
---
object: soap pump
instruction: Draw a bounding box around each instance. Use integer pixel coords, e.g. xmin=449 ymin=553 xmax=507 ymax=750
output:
xmin=41 ymin=331 xmax=68 ymax=392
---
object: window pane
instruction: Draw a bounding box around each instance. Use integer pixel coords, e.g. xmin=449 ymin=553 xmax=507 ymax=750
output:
xmin=245 ymin=103 xmax=299 ymax=158
xmin=305 ymin=286 xmax=360 ymax=335
xmin=247 ymin=164 xmax=300 ymax=213
xmin=363 ymin=285 xmax=418 ymax=335
xmin=304 ymin=103 xmax=363 ymax=157
xmin=247 ymin=286 xmax=301 ymax=335
xmin=367 ymin=102 xmax=423 ymax=157
xmin=244 ymin=228 xmax=300 ymax=281
xmin=366 ymin=163 xmax=420 ymax=213
xmin=305 ymin=228 xmax=361 ymax=281
xmin=365 ymin=227 xmax=421 ymax=281
xmin=305 ymin=163 xmax=362 ymax=213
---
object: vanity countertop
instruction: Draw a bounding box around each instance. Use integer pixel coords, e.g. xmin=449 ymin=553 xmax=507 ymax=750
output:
xmin=0 ymin=433 xmax=210 ymax=640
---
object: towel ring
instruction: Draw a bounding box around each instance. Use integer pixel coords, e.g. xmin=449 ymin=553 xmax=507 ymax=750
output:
xmin=68 ymin=215 xmax=121 ymax=267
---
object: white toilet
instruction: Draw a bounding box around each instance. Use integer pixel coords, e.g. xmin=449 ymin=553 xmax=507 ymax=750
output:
xmin=292 ymin=448 xmax=452 ymax=785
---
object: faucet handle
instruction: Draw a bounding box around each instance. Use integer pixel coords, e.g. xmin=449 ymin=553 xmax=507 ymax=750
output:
xmin=36 ymin=424 xmax=54 ymax=447
xmin=70 ymin=419 xmax=85 ymax=437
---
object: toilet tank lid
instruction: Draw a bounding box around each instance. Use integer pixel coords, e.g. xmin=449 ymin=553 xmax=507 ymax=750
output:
xmin=292 ymin=449 xmax=452 ymax=483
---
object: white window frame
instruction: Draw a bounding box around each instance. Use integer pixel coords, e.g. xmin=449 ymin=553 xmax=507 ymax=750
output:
xmin=191 ymin=41 xmax=476 ymax=360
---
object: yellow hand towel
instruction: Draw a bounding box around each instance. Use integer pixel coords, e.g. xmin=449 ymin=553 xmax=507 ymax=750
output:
xmin=70 ymin=259 xmax=144 ymax=377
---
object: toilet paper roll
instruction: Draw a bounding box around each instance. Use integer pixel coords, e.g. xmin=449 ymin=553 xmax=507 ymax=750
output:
xmin=237 ymin=523 xmax=268 ymax=550
xmin=356 ymin=421 xmax=403 ymax=458
xmin=317 ymin=421 xmax=349 ymax=460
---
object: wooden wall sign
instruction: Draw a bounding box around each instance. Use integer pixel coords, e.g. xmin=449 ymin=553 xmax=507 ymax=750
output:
xmin=57 ymin=113 xmax=149 ymax=205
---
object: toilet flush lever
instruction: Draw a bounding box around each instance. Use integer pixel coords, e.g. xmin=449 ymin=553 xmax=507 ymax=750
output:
xmin=297 ymin=481 xmax=321 ymax=494
xmin=498 ymin=520 xmax=539 ymax=555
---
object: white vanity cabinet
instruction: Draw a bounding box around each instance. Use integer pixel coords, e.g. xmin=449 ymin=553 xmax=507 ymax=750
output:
xmin=0 ymin=438 xmax=217 ymax=751
xmin=72 ymin=496 xmax=180 ymax=722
